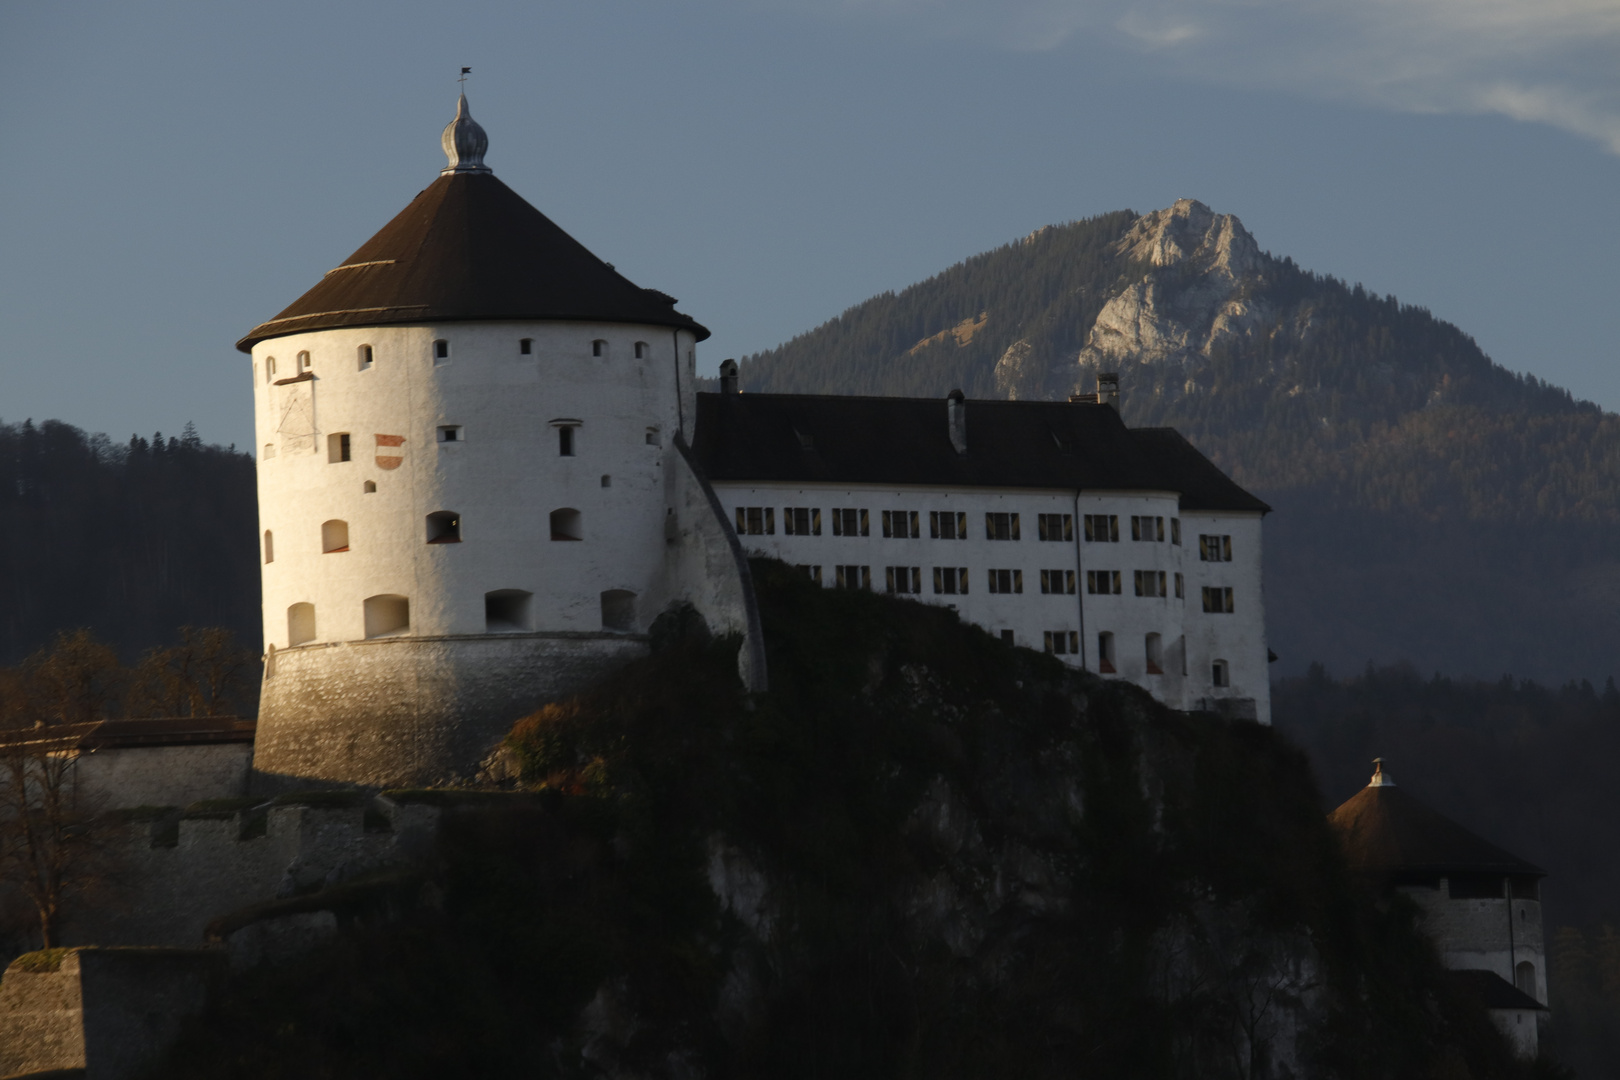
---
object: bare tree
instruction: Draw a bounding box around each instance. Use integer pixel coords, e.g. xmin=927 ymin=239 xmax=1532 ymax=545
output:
xmin=128 ymin=626 xmax=257 ymax=718
xmin=0 ymin=631 xmax=132 ymax=948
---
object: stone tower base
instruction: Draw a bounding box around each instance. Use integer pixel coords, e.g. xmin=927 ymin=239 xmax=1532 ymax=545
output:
xmin=252 ymin=633 xmax=648 ymax=790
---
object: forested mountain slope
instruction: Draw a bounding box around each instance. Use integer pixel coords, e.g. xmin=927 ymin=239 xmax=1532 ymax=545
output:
xmin=0 ymin=420 xmax=259 ymax=664
xmin=737 ymin=201 xmax=1620 ymax=683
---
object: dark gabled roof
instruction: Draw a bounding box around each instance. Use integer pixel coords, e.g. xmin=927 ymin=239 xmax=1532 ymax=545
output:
xmin=1446 ymin=969 xmax=1547 ymax=1011
xmin=238 ymin=172 xmax=708 ymax=352
xmin=1127 ymin=428 xmax=1270 ymax=513
xmin=1329 ymin=781 xmax=1545 ymax=879
xmin=690 ymin=392 xmax=1270 ymax=511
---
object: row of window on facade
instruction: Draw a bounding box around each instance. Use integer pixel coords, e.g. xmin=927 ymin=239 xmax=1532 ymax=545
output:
xmin=264 ymin=424 xmax=663 ymax=462
xmin=738 ymin=507 xmax=1234 ymax=559
xmin=261 ymin=339 xmax=657 ymax=382
xmin=1092 ymin=631 xmax=1232 ymax=687
xmin=792 ymin=562 xmax=1236 ymax=613
xmin=263 ymin=507 xmax=588 ymax=561
xmin=284 ymin=588 xmax=639 ymax=646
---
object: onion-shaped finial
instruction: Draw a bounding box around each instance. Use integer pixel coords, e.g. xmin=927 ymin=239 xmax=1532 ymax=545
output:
xmin=441 ymin=93 xmax=491 ymax=175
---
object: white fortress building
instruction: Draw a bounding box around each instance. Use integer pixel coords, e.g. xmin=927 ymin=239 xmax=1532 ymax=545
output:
xmin=239 ymin=96 xmax=1272 ymax=790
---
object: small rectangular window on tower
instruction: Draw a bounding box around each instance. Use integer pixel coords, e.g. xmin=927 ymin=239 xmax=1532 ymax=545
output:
xmin=831 ymin=508 xmax=869 ymax=537
xmin=885 ymin=566 xmax=922 ymax=594
xmin=882 ymin=510 xmax=919 ymax=538
xmin=327 ymin=433 xmax=351 ymax=463
xmin=1199 ymin=534 xmax=1234 ymax=562
xmin=986 ymin=512 xmax=1020 ymax=541
xmin=734 ymin=507 xmax=775 ymax=536
xmin=437 ymin=426 xmax=463 ymax=444
xmin=1084 ymin=514 xmax=1119 ymax=542
xmin=519 ymin=338 xmax=533 ymax=355
xmin=558 ymin=426 xmax=575 ymax=457
xmin=834 ymin=565 xmax=870 ymax=590
xmin=929 ymin=510 xmax=967 ymax=540
xmin=784 ymin=507 xmax=821 ymax=535
xmin=1037 ymin=514 xmax=1074 ymax=541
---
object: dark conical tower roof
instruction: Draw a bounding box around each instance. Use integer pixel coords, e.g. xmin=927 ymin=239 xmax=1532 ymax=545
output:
xmin=1328 ymin=760 xmax=1544 ymax=879
xmin=237 ymin=97 xmax=708 ymax=352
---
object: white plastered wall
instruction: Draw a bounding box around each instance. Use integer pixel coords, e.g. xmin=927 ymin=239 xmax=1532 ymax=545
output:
xmin=252 ymin=321 xmax=698 ymax=648
xmin=710 ymin=482 xmax=1269 ymax=722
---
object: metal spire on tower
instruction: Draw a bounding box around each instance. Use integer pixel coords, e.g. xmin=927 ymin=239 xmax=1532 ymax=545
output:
xmin=441 ymin=71 xmax=491 ymax=176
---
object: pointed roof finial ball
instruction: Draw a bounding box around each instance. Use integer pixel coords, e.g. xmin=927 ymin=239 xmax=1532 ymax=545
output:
xmin=441 ymin=93 xmax=492 ymax=176
xmin=1369 ymin=758 xmax=1396 ymax=787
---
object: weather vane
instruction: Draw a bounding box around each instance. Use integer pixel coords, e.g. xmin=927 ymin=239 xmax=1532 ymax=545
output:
xmin=459 ymin=67 xmax=471 ymax=87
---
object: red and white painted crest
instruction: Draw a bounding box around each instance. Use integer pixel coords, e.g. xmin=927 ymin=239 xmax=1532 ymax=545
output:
xmin=376 ymin=434 xmax=405 ymax=470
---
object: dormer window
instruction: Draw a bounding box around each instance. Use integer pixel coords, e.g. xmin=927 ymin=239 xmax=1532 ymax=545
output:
xmin=520 ymin=338 xmax=533 ymax=355
xmin=634 ymin=342 xmax=648 ymax=359
xmin=433 ymin=339 xmax=450 ymax=364
xmin=358 ymin=344 xmax=374 ymax=370
xmin=297 ymin=351 xmax=311 ymax=373
xmin=591 ymin=339 xmax=607 ymax=358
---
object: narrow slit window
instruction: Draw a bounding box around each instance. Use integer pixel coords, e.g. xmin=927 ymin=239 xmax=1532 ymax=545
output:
xmin=263 ymin=530 xmax=274 ymax=564
xmin=297 ymin=350 xmax=311 ymax=373
xmin=328 ymin=432 xmax=352 ymax=463
xmin=1145 ymin=633 xmax=1163 ymax=675
xmin=519 ymin=338 xmax=533 ymax=355
xmin=558 ymin=426 xmax=576 ymax=457
xmin=1212 ymin=659 xmax=1229 ymax=687
xmin=1097 ymin=632 xmax=1116 ymax=673
xmin=591 ymin=339 xmax=607 ymax=358
xmin=634 ymin=341 xmax=649 ymax=359
xmin=265 ymin=357 xmax=276 ymax=382
xmin=433 ymin=339 xmax=450 ymax=363
xmin=358 ymin=344 xmax=374 ymax=370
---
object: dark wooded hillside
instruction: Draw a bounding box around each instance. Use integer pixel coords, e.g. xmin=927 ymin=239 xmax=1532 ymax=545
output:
xmin=0 ymin=419 xmax=259 ymax=664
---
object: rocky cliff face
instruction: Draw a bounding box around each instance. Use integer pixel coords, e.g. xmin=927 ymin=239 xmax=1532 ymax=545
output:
xmin=995 ymin=199 xmax=1279 ymax=400
xmin=151 ymin=564 xmax=1528 ymax=1079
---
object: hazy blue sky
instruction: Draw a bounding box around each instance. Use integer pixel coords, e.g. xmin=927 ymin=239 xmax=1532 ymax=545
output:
xmin=3 ymin=0 xmax=1617 ymax=450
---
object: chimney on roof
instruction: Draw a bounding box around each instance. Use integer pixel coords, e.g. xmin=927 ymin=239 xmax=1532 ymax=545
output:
xmin=1098 ymin=372 xmax=1120 ymax=412
xmin=947 ymin=389 xmax=967 ymax=455
xmin=719 ymin=358 xmax=739 ymax=394
xmin=1369 ymin=758 xmax=1395 ymax=787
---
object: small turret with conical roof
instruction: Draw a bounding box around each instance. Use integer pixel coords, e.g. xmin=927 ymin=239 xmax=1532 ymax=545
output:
xmin=1329 ymin=759 xmax=1548 ymax=1056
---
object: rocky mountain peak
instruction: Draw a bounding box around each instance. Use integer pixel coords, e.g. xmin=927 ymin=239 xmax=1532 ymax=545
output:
xmin=1116 ymin=198 xmax=1262 ymax=280
xmin=995 ymin=199 xmax=1274 ymax=400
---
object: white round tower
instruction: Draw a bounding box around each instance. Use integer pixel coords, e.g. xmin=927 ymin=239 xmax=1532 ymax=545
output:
xmin=242 ymin=96 xmax=714 ymax=788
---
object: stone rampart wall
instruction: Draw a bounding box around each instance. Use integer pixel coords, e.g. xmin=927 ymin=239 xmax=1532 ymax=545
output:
xmin=252 ymin=633 xmax=647 ymax=790
xmin=74 ymin=743 xmax=252 ymax=811
xmin=64 ymin=797 xmax=429 ymax=949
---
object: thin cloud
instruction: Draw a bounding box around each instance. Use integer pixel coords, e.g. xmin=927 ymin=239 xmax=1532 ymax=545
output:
xmin=794 ymin=0 xmax=1620 ymax=154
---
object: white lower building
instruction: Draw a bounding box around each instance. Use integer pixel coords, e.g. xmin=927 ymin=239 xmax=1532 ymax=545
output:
xmin=693 ymin=377 xmax=1273 ymax=723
